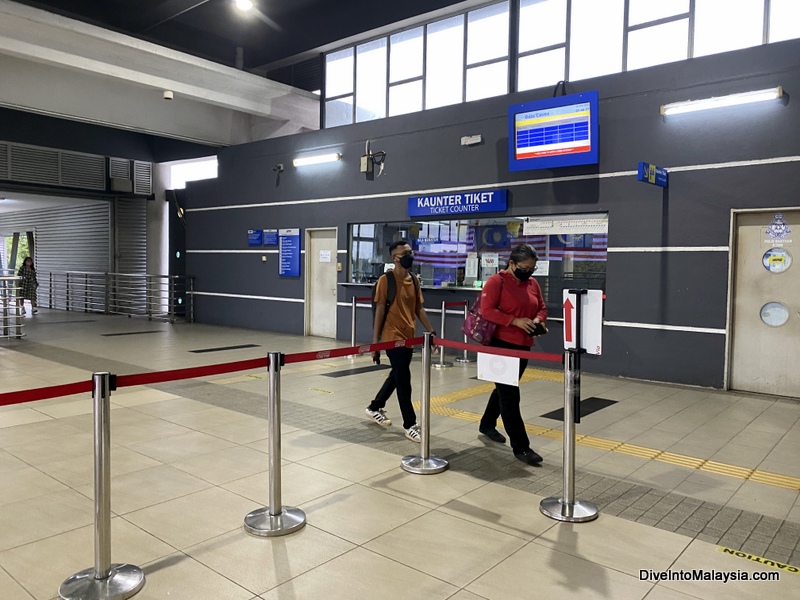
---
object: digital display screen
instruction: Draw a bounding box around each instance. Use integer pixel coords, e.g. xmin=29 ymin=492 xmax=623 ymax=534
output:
xmin=508 ymin=91 xmax=599 ymax=171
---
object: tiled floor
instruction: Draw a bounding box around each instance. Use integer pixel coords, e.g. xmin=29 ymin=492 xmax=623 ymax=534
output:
xmin=1 ymin=309 xmax=799 ymax=599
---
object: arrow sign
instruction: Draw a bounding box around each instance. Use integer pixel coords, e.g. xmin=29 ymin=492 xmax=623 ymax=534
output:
xmin=563 ymin=296 xmax=574 ymax=344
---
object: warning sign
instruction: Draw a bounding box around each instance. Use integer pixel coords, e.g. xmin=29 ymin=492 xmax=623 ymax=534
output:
xmin=718 ymin=546 xmax=800 ymax=574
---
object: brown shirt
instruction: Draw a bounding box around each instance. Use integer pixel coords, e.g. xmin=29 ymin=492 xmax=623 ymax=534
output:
xmin=374 ymin=270 xmax=424 ymax=341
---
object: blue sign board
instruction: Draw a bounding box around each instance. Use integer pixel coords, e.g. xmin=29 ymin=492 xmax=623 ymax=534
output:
xmin=279 ymin=228 xmax=301 ymax=277
xmin=637 ymin=162 xmax=668 ymax=188
xmin=263 ymin=229 xmax=279 ymax=245
xmin=247 ymin=229 xmax=262 ymax=246
xmin=408 ymin=189 xmax=508 ymax=217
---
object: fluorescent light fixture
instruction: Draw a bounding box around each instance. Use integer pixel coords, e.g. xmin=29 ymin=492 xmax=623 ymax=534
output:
xmin=234 ymin=0 xmax=253 ymax=11
xmin=292 ymin=153 xmax=341 ymax=167
xmin=661 ymin=87 xmax=783 ymax=116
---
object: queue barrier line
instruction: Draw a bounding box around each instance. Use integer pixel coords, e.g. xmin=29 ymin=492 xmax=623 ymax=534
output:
xmin=434 ymin=337 xmax=562 ymax=363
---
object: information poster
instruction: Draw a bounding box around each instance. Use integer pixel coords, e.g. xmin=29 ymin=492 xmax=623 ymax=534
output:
xmin=465 ymin=252 xmax=479 ymax=278
xmin=247 ymin=229 xmax=263 ymax=246
xmin=279 ymin=228 xmax=301 ymax=277
xmin=263 ymin=229 xmax=279 ymax=245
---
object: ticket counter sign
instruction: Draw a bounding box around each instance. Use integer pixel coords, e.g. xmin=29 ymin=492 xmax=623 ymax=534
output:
xmin=408 ymin=189 xmax=507 ymax=217
xmin=563 ymin=289 xmax=603 ymax=355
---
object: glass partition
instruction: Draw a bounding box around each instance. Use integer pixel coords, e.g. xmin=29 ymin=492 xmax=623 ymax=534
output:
xmin=348 ymin=213 xmax=607 ymax=315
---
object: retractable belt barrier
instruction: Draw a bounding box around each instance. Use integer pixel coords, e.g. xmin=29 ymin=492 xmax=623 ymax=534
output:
xmin=434 ymin=337 xmax=562 ymax=363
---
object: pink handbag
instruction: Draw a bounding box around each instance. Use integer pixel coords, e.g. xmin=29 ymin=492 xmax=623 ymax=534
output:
xmin=461 ymin=293 xmax=496 ymax=345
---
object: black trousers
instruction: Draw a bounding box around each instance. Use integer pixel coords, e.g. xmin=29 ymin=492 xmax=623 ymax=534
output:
xmin=368 ymin=347 xmax=416 ymax=430
xmin=479 ymin=337 xmax=531 ymax=454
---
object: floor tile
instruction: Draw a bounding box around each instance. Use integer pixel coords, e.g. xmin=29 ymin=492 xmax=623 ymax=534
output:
xmin=124 ymin=487 xmax=256 ymax=550
xmin=200 ymin=419 xmax=270 ymax=444
xmin=110 ymin=388 xmax=182 ymax=407
xmin=134 ymin=552 xmax=254 ymax=600
xmin=298 ymin=444 xmax=402 ymax=482
xmin=37 ymin=446 xmax=162 ymax=488
xmin=467 ymin=542 xmax=652 ymax=600
xmin=725 ymin=481 xmax=798 ymax=521
xmin=5 ymin=432 xmax=95 ymax=466
xmin=185 ymin=525 xmax=355 ymax=596
xmin=75 ymin=464 xmax=212 ymax=515
xmin=128 ymin=430 xmax=236 ymax=463
xmin=363 ymin=467 xmax=488 ymax=509
xmin=643 ymin=585 xmax=705 ymax=600
xmin=0 ymin=409 xmax=52 ymax=430
xmin=364 ymin=510 xmax=527 ymax=587
xmin=0 ymin=567 xmax=33 ymax=600
xmin=663 ymin=539 xmax=800 ymax=599
xmin=274 ymin=430 xmax=351 ymax=462
xmin=304 ymin=484 xmax=430 ymax=545
xmin=0 ymin=489 xmax=94 ymax=552
xmin=0 ymin=449 xmax=29 ymax=474
xmin=260 ymin=547 xmax=458 ymax=600
xmin=533 ymin=513 xmax=691 ymax=577
xmin=446 ymin=591 xmax=490 ymax=600
xmin=170 ymin=445 xmax=270 ymax=485
xmin=439 ymin=482 xmax=556 ymax=540
xmin=0 ymin=467 xmax=67 ymax=507
xmin=223 ymin=462 xmax=351 ymax=508
xmin=0 ymin=517 xmax=174 ymax=600
xmin=0 ymin=420 xmax=82 ymax=449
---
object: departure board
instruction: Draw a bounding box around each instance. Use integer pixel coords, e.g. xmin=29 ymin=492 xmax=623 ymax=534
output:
xmin=515 ymin=102 xmax=591 ymax=159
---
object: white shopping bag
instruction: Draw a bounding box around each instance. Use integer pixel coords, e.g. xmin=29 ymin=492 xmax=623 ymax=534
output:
xmin=477 ymin=352 xmax=520 ymax=386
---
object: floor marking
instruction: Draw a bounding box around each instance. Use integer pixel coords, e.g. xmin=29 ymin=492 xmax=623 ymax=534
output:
xmin=718 ymin=547 xmax=800 ymax=574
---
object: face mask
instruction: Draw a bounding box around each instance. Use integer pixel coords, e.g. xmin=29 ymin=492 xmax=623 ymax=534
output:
xmin=514 ymin=266 xmax=534 ymax=281
xmin=398 ymin=254 xmax=414 ymax=269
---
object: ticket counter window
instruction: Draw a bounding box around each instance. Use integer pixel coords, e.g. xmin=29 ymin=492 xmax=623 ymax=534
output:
xmin=348 ymin=214 xmax=607 ymax=315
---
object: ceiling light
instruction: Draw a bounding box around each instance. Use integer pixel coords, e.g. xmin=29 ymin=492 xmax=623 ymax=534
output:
xmin=292 ymin=153 xmax=341 ymax=167
xmin=234 ymin=0 xmax=254 ymax=11
xmin=660 ymin=86 xmax=783 ymax=116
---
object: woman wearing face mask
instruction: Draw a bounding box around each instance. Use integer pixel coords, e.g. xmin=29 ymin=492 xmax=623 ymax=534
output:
xmin=477 ymin=243 xmax=547 ymax=465
xmin=16 ymin=256 xmax=39 ymax=315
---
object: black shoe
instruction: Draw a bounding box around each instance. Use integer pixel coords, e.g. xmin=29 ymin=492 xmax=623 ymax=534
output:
xmin=514 ymin=449 xmax=543 ymax=465
xmin=479 ymin=427 xmax=506 ymax=444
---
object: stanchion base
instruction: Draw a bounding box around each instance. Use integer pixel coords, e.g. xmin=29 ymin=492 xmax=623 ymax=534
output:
xmin=539 ymin=497 xmax=599 ymax=523
xmin=432 ymin=362 xmax=453 ymax=369
xmin=244 ymin=506 xmax=306 ymax=537
xmin=59 ymin=564 xmax=145 ymax=600
xmin=401 ymin=455 xmax=449 ymax=474
xmin=454 ymin=358 xmax=472 ymax=364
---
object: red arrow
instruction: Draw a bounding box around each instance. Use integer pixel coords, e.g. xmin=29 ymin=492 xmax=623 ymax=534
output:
xmin=563 ymin=297 xmax=574 ymax=343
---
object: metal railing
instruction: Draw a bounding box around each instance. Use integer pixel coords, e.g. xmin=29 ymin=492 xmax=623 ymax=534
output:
xmin=39 ymin=271 xmax=194 ymax=322
xmin=0 ymin=275 xmax=24 ymax=339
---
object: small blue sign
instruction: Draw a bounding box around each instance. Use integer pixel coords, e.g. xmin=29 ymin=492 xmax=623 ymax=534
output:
xmin=279 ymin=228 xmax=301 ymax=277
xmin=637 ymin=162 xmax=668 ymax=188
xmin=247 ymin=229 xmax=262 ymax=246
xmin=263 ymin=229 xmax=279 ymax=245
xmin=408 ymin=189 xmax=507 ymax=217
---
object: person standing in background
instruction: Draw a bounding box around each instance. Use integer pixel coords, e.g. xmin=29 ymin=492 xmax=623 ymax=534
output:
xmin=16 ymin=256 xmax=39 ymax=315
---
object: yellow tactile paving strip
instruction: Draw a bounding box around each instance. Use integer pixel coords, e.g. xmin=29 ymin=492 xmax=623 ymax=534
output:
xmin=211 ymin=361 xmax=800 ymax=492
xmin=419 ymin=368 xmax=800 ymax=492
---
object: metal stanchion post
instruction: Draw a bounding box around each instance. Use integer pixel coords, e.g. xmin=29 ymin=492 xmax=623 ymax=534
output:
xmin=401 ymin=332 xmax=449 ymax=474
xmin=432 ymin=300 xmax=453 ymax=369
xmin=59 ymin=373 xmax=145 ymax=600
xmin=455 ymin=301 xmax=472 ymax=364
xmin=350 ymin=296 xmax=357 ymax=348
xmin=540 ymin=290 xmax=598 ymax=523
xmin=244 ymin=352 xmax=306 ymax=536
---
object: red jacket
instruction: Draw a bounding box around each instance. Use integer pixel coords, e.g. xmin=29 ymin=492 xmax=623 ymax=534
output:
xmin=480 ymin=270 xmax=548 ymax=347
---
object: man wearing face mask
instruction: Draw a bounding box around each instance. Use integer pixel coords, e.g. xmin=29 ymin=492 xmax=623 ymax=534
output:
xmin=366 ymin=240 xmax=436 ymax=442
xmin=477 ymin=243 xmax=548 ymax=465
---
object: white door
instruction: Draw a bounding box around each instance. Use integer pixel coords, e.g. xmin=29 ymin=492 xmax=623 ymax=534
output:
xmin=729 ymin=210 xmax=800 ymax=396
xmin=306 ymin=228 xmax=338 ymax=338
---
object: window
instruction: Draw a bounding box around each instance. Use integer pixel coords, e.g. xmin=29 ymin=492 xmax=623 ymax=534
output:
xmin=769 ymin=0 xmax=800 ymax=43
xmin=389 ymin=81 xmax=423 ymax=117
xmin=466 ymin=2 xmax=509 ymax=101
xmin=693 ymin=0 xmax=763 ymax=57
xmin=355 ymin=39 xmax=387 ymax=122
xmin=627 ymin=19 xmax=689 ymax=71
xmin=169 ymin=157 xmax=218 ymax=190
xmin=325 ymin=98 xmax=354 ymax=128
xmin=425 ymin=15 xmax=465 ymax=109
xmin=519 ymin=0 xmax=567 ymax=53
xmin=325 ymin=48 xmax=354 ymax=98
xmin=466 ymin=61 xmax=508 ymax=101
xmin=628 ymin=0 xmax=689 ymax=26
xmin=569 ymin=0 xmax=625 ymax=81
xmin=518 ymin=47 xmax=565 ymax=92
xmin=390 ymin=27 xmax=424 ymax=83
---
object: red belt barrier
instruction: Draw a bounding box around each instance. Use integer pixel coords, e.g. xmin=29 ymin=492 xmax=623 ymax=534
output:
xmin=355 ymin=297 xmax=372 ymax=302
xmin=116 ymin=357 xmax=270 ymax=388
xmin=444 ymin=301 xmax=468 ymax=308
xmin=434 ymin=337 xmax=562 ymax=363
xmin=285 ymin=337 xmax=423 ymax=364
xmin=0 ymin=380 xmax=93 ymax=407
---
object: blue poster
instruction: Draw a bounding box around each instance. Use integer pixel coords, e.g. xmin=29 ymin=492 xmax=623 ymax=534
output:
xmin=247 ymin=229 xmax=262 ymax=246
xmin=408 ymin=189 xmax=507 ymax=217
xmin=263 ymin=229 xmax=279 ymax=245
xmin=279 ymin=228 xmax=301 ymax=277
xmin=637 ymin=162 xmax=668 ymax=188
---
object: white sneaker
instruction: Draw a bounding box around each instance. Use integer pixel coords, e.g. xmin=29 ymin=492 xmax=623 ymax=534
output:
xmin=405 ymin=424 xmax=421 ymax=443
xmin=365 ymin=407 xmax=392 ymax=427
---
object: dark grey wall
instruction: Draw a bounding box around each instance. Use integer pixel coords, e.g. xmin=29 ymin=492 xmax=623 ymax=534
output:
xmin=185 ymin=38 xmax=800 ymax=388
